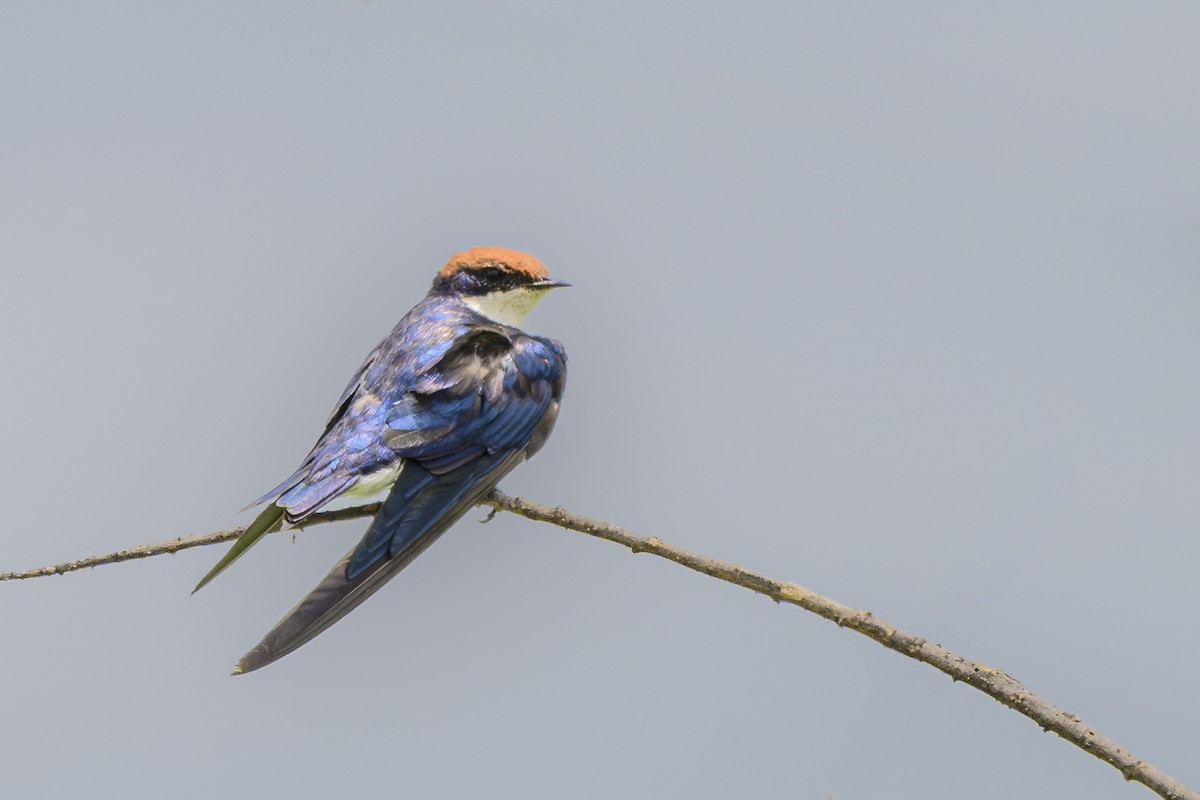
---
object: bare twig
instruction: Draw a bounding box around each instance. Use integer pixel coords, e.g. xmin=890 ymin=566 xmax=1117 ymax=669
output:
xmin=0 ymin=504 xmax=380 ymax=581
xmin=3 ymin=492 xmax=1195 ymax=800
xmin=481 ymin=491 xmax=1196 ymax=800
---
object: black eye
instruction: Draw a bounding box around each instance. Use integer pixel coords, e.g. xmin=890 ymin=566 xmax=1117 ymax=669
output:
xmin=480 ymin=267 xmax=503 ymax=282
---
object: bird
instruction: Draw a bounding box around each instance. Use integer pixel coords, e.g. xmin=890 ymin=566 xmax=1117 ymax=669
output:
xmin=195 ymin=246 xmax=569 ymax=674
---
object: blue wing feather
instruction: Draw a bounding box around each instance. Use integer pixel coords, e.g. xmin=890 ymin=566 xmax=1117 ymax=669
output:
xmin=229 ymin=309 xmax=567 ymax=673
xmin=343 ymin=332 xmax=562 ymax=576
xmin=345 ymin=464 xmax=436 ymax=578
xmin=276 ymin=475 xmax=355 ymax=518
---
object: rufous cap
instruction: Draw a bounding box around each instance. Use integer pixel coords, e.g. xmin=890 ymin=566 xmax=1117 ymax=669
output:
xmin=439 ymin=247 xmax=550 ymax=280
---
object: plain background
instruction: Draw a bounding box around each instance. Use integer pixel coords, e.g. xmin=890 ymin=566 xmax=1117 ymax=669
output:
xmin=2 ymin=3 xmax=1197 ymax=798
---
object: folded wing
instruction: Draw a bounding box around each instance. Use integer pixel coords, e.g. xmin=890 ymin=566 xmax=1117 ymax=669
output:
xmin=234 ymin=327 xmax=566 ymax=673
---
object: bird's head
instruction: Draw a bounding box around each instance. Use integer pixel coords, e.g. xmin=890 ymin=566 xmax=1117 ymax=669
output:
xmin=432 ymin=246 xmax=569 ymax=326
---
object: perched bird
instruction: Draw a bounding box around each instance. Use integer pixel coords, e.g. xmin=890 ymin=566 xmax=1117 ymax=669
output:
xmin=196 ymin=247 xmax=568 ymax=674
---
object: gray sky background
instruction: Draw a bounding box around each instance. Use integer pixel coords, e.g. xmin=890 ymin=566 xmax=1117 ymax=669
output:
xmin=2 ymin=3 xmax=1197 ymax=798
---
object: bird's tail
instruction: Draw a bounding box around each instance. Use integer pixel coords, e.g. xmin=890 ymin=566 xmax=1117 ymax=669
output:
xmin=232 ymin=451 xmax=523 ymax=674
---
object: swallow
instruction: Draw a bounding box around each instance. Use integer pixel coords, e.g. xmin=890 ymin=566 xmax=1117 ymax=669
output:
xmin=195 ymin=246 xmax=568 ymax=674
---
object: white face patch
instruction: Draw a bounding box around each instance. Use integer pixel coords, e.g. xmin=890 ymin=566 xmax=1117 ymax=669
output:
xmin=462 ymin=286 xmax=553 ymax=327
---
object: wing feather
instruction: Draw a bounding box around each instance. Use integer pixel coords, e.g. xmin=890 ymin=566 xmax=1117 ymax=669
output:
xmin=227 ymin=324 xmax=566 ymax=671
xmin=233 ymin=451 xmax=524 ymax=674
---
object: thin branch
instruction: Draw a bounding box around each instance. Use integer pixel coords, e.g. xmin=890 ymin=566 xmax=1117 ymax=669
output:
xmin=2 ymin=492 xmax=1195 ymax=800
xmin=482 ymin=491 xmax=1196 ymax=800
xmin=0 ymin=504 xmax=380 ymax=581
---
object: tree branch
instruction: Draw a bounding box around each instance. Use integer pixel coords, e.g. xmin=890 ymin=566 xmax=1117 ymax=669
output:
xmin=481 ymin=492 xmax=1196 ymax=800
xmin=0 ymin=504 xmax=381 ymax=581
xmin=3 ymin=491 xmax=1194 ymax=800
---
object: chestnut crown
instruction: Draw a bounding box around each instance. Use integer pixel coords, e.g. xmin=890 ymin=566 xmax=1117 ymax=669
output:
xmin=433 ymin=247 xmax=562 ymax=296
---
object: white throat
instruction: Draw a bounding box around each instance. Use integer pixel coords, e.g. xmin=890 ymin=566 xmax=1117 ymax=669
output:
xmin=462 ymin=287 xmax=551 ymax=327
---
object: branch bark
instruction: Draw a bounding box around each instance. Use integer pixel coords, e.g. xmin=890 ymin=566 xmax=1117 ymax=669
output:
xmin=0 ymin=504 xmax=381 ymax=581
xmin=3 ymin=491 xmax=1195 ymax=800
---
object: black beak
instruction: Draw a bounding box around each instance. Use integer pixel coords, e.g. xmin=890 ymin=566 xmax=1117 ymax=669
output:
xmin=535 ymin=279 xmax=572 ymax=289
